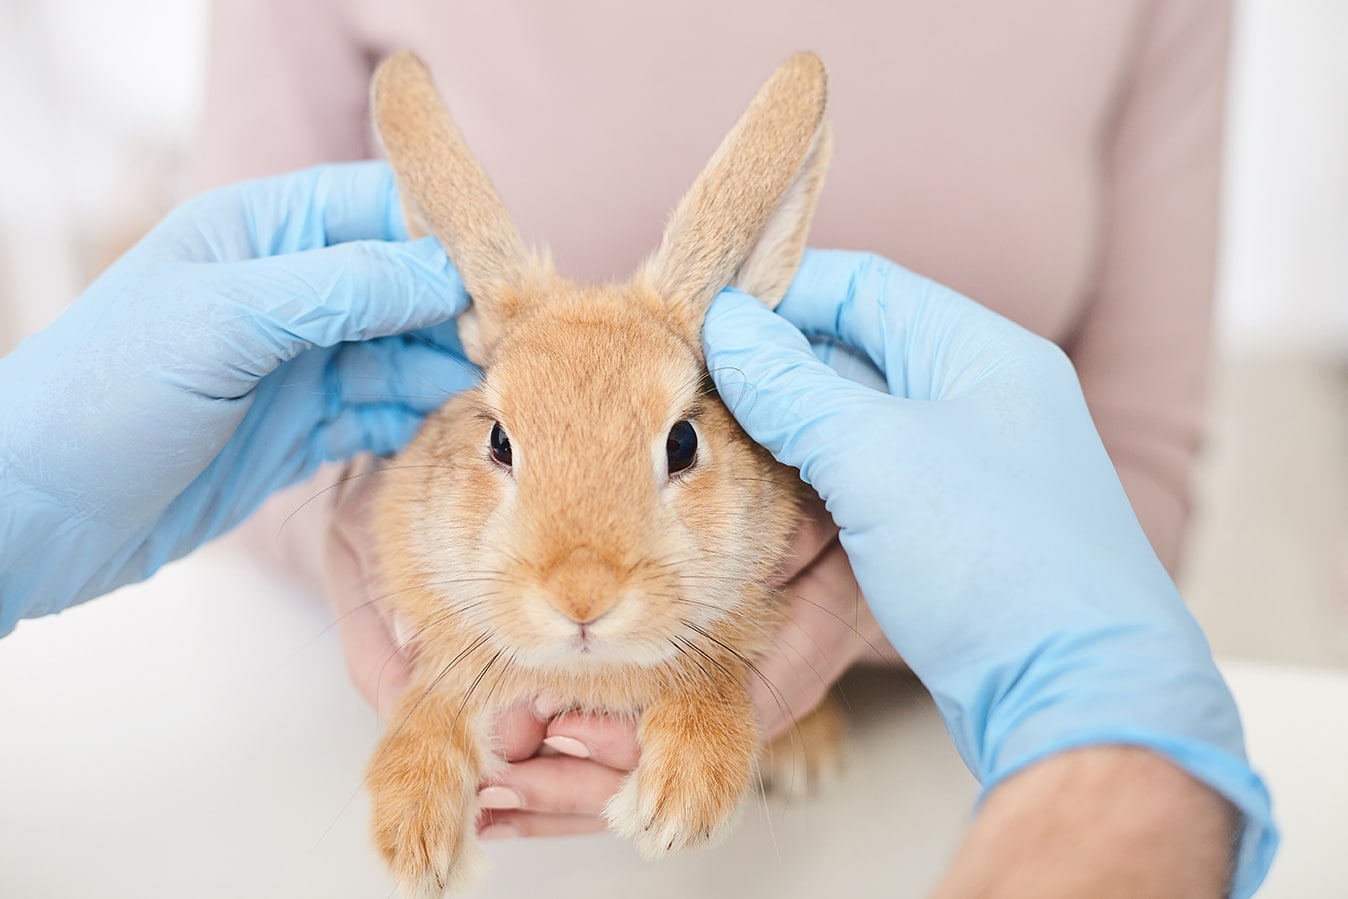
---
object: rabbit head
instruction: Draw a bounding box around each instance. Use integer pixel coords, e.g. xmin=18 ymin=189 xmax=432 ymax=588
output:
xmin=371 ymin=50 xmax=831 ymax=692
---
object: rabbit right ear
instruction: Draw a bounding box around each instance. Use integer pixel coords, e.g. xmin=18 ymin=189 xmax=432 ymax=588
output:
xmin=642 ymin=53 xmax=830 ymax=345
xmin=372 ymin=52 xmax=540 ymax=365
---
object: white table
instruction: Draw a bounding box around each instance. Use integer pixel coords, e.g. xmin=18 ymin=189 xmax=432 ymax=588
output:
xmin=0 ymin=544 xmax=1342 ymax=897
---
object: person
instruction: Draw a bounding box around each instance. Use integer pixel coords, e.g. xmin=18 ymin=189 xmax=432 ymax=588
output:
xmin=0 ymin=163 xmax=1274 ymax=897
xmin=192 ymin=1 xmax=1237 ymax=832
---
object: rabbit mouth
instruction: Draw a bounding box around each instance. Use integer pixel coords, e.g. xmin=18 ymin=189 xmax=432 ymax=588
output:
xmin=557 ymin=623 xmax=637 ymax=661
xmin=521 ymin=621 xmax=680 ymax=671
xmin=570 ymin=623 xmax=598 ymax=654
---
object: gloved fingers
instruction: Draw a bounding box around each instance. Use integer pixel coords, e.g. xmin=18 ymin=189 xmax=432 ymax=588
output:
xmin=702 ymin=288 xmax=886 ymax=482
xmin=781 ymin=250 xmax=1012 ymax=401
xmin=329 ymin=337 xmax=480 ymax=414
xmin=807 ymin=335 xmax=888 ymax=391
xmin=149 ymin=162 xmax=412 ymax=262
xmin=316 ymin=403 xmax=428 ymax=461
xmin=774 ymin=249 xmax=912 ymax=376
xmin=413 ymin=317 xmax=471 ymax=362
xmin=237 ymin=236 xmax=468 ymax=354
xmin=228 ymin=162 xmax=415 ymax=251
xmin=294 ymin=161 xmax=412 ymax=246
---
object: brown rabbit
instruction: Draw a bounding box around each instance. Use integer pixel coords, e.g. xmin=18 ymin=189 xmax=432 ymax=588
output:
xmin=366 ymin=50 xmax=841 ymax=897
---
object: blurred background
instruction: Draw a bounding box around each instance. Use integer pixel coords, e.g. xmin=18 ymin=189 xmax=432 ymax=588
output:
xmin=0 ymin=2 xmax=1345 ymax=896
xmin=3 ymin=0 xmax=1343 ymax=669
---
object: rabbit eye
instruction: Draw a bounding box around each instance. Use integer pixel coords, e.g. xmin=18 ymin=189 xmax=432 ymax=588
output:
xmin=489 ymin=421 xmax=512 ymax=467
xmin=666 ymin=420 xmax=697 ymax=476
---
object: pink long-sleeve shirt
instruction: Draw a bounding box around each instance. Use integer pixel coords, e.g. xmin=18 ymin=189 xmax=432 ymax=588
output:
xmin=197 ymin=0 xmax=1231 ymax=574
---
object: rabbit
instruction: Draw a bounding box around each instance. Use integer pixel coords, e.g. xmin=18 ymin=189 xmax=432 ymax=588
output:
xmin=365 ymin=49 xmax=843 ymax=897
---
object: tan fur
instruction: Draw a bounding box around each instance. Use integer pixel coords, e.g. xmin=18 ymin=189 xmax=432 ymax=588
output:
xmin=373 ymin=52 xmax=546 ymax=364
xmin=642 ymin=52 xmax=832 ymax=328
xmin=366 ymin=51 xmax=842 ymax=897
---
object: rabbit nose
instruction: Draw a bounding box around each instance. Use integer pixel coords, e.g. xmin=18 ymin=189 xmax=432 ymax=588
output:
xmin=540 ymin=546 xmax=626 ymax=625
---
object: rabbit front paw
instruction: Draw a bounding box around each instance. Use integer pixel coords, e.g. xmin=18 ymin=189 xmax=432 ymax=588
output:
xmin=367 ymin=732 xmax=484 ymax=897
xmin=603 ymin=735 xmax=753 ymax=859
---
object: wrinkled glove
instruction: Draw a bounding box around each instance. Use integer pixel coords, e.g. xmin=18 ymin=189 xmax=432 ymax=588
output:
xmin=0 ymin=162 xmax=475 ymax=635
xmin=701 ymin=249 xmax=1276 ymax=898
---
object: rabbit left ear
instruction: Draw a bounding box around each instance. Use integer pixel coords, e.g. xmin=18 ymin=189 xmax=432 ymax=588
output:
xmin=372 ymin=51 xmax=544 ymax=365
xmin=642 ymin=52 xmax=832 ymax=340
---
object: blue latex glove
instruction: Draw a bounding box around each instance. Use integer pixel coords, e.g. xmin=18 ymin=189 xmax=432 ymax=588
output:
xmin=0 ymin=162 xmax=476 ymax=636
xmin=702 ymin=250 xmax=1277 ymax=898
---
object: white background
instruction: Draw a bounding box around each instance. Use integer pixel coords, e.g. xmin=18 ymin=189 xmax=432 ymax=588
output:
xmin=1 ymin=2 xmax=1346 ymax=897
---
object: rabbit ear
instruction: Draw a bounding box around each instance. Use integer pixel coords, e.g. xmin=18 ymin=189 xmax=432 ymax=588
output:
xmin=644 ymin=52 xmax=831 ymax=339
xmin=372 ymin=51 xmax=538 ymax=364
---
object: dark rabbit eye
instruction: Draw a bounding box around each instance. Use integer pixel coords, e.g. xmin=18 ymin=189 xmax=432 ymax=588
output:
xmin=666 ymin=420 xmax=697 ymax=476
xmin=489 ymin=421 xmax=512 ymax=467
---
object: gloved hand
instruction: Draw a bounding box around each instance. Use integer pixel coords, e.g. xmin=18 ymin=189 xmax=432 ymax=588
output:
xmin=0 ymin=162 xmax=476 ymax=635
xmin=701 ymin=249 xmax=1277 ymax=898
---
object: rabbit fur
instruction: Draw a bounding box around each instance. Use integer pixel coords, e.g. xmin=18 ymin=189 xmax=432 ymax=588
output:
xmin=366 ymin=50 xmax=842 ymax=897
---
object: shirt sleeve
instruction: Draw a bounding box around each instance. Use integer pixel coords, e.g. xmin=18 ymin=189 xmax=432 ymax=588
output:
xmin=1068 ymin=0 xmax=1233 ymax=574
xmin=193 ymin=0 xmax=374 ymax=189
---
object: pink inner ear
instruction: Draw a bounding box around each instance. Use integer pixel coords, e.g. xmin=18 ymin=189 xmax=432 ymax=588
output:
xmin=398 ymin=193 xmax=431 ymax=240
xmin=731 ymin=122 xmax=832 ymax=310
xmin=639 ymin=54 xmax=831 ymax=332
xmin=455 ymin=306 xmax=489 ymax=368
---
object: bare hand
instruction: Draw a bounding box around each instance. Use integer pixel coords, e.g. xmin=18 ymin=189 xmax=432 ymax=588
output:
xmin=326 ymin=472 xmax=899 ymax=838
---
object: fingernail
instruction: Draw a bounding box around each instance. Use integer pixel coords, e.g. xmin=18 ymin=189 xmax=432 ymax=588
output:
xmin=478 ymin=822 xmax=523 ymax=841
xmin=532 ymin=695 xmax=562 ymax=720
xmin=390 ymin=614 xmax=414 ymax=650
xmin=542 ymin=735 xmax=591 ymax=759
xmin=477 ymin=786 xmax=524 ymax=810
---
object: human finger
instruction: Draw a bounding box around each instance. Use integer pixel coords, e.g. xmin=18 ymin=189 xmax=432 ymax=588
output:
xmin=491 ymin=701 xmax=549 ymax=763
xmin=777 ymin=493 xmax=840 ymax=582
xmin=478 ymin=810 xmax=609 ymax=840
xmin=542 ymin=711 xmax=643 ymax=771
xmin=774 ymin=250 xmax=899 ymax=375
xmin=151 ymin=162 xmax=415 ymax=263
xmin=330 ymin=336 xmax=480 ymax=413
xmin=781 ymin=249 xmax=1043 ymax=403
xmin=316 ymin=404 xmax=427 ymax=461
xmin=479 ymin=756 xmax=626 ymax=817
xmin=286 ymin=161 xmax=413 ymax=245
xmin=749 ymin=538 xmax=867 ymax=742
xmin=236 ymin=236 xmax=467 ymax=357
xmin=325 ymin=471 xmax=410 ymax=723
xmin=702 ymin=288 xmax=885 ymax=493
